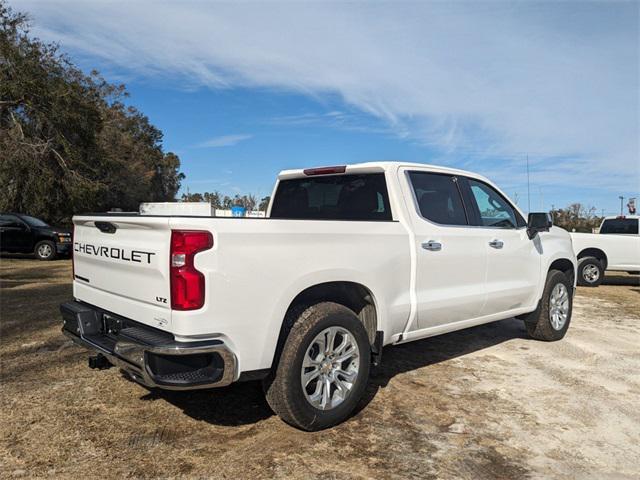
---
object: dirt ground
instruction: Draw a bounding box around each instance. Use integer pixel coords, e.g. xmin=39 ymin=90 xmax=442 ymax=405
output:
xmin=1 ymin=258 xmax=639 ymax=479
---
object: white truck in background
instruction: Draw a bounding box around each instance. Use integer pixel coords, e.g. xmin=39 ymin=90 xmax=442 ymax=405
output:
xmin=61 ymin=162 xmax=576 ymax=430
xmin=570 ymin=216 xmax=640 ymax=286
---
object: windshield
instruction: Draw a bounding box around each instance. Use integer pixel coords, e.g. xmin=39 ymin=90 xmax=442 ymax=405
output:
xmin=20 ymin=215 xmax=50 ymax=228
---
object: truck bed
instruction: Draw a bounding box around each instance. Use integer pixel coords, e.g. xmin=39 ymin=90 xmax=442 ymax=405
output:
xmin=72 ymin=214 xmax=411 ymax=372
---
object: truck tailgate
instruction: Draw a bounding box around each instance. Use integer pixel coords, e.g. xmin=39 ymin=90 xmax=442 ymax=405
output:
xmin=72 ymin=216 xmax=172 ymax=329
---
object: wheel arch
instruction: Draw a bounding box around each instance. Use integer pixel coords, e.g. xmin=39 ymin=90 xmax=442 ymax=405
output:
xmin=577 ymin=248 xmax=608 ymax=270
xmin=548 ymin=258 xmax=575 ymax=287
xmin=270 ymin=281 xmax=380 ymax=371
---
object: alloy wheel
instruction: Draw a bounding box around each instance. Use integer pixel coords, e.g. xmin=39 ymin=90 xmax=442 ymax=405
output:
xmin=300 ymin=326 xmax=360 ymax=411
xmin=549 ymin=283 xmax=570 ymax=330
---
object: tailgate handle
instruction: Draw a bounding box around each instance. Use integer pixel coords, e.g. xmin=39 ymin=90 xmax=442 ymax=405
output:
xmin=95 ymin=221 xmax=117 ymax=234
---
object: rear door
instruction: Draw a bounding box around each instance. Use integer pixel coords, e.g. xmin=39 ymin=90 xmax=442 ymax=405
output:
xmin=402 ymin=169 xmax=488 ymax=329
xmin=72 ymin=216 xmax=173 ymax=329
xmin=0 ymin=214 xmax=31 ymax=252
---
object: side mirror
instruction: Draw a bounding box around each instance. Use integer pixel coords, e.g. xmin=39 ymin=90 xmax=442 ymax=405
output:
xmin=527 ymin=212 xmax=552 ymax=239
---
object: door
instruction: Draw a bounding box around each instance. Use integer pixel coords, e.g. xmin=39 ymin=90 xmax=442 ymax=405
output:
xmin=0 ymin=215 xmax=31 ymax=252
xmin=403 ymin=170 xmax=488 ymax=329
xmin=463 ymin=178 xmax=541 ymax=315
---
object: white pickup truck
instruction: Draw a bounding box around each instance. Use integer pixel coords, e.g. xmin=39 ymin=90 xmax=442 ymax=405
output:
xmin=570 ymin=216 xmax=640 ymax=286
xmin=61 ymin=162 xmax=576 ymax=430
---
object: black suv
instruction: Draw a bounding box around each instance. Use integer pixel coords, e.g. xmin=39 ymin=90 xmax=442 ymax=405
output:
xmin=0 ymin=213 xmax=72 ymax=260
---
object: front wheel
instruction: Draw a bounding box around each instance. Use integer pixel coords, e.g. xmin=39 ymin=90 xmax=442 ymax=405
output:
xmin=523 ymin=269 xmax=573 ymax=341
xmin=34 ymin=241 xmax=56 ymax=261
xmin=264 ymin=302 xmax=371 ymax=431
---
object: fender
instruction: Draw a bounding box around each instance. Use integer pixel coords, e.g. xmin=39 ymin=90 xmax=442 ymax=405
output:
xmin=258 ymin=268 xmax=393 ymax=369
xmin=534 ymin=227 xmax=577 ymax=303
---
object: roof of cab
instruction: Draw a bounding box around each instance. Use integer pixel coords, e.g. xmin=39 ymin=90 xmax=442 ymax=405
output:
xmin=602 ymin=215 xmax=639 ymax=220
xmin=277 ymin=161 xmax=490 ymax=183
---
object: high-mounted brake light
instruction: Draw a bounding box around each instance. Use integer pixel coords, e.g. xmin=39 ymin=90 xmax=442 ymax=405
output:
xmin=170 ymin=230 xmax=213 ymax=310
xmin=303 ymin=165 xmax=347 ymax=176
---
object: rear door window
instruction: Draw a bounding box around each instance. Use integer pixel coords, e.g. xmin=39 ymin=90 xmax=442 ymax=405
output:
xmin=0 ymin=215 xmax=23 ymax=227
xmin=600 ymin=218 xmax=639 ymax=234
xmin=407 ymin=172 xmax=468 ymax=226
xmin=270 ymin=173 xmax=392 ymax=220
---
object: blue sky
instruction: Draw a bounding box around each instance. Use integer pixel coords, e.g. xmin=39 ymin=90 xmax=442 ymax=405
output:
xmin=15 ymin=0 xmax=640 ymax=214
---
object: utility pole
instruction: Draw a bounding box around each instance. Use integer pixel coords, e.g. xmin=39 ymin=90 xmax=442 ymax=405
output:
xmin=526 ymin=154 xmax=531 ymax=214
xmin=619 ymin=196 xmax=624 ymax=216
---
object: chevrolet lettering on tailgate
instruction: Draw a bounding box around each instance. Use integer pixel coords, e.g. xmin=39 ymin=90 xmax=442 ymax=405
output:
xmin=74 ymin=242 xmax=155 ymax=264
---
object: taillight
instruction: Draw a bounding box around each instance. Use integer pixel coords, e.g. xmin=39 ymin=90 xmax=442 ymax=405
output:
xmin=170 ymin=230 xmax=213 ymax=310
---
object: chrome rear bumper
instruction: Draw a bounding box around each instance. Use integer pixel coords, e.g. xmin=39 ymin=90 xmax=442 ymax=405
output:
xmin=61 ymin=301 xmax=237 ymax=390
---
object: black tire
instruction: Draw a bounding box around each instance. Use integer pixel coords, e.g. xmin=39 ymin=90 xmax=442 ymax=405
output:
xmin=523 ymin=270 xmax=573 ymax=341
xmin=34 ymin=240 xmax=56 ymax=261
xmin=263 ymin=302 xmax=371 ymax=431
xmin=627 ymin=271 xmax=639 ymax=275
xmin=577 ymin=256 xmax=603 ymax=287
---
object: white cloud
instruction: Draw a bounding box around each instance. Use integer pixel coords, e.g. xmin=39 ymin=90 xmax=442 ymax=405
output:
xmin=194 ymin=134 xmax=252 ymax=148
xmin=17 ymin=0 xmax=640 ymax=191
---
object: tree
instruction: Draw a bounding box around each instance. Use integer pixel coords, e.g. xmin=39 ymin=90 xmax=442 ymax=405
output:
xmin=551 ymin=203 xmax=601 ymax=233
xmin=243 ymin=194 xmax=257 ymax=211
xmin=203 ymin=191 xmax=221 ymax=209
xmin=181 ymin=192 xmax=204 ymax=202
xmin=259 ymin=196 xmax=271 ymax=211
xmin=0 ymin=2 xmax=184 ymax=224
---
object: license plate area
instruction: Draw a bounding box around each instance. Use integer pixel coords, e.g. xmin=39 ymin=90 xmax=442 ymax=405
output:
xmin=103 ymin=314 xmax=123 ymax=336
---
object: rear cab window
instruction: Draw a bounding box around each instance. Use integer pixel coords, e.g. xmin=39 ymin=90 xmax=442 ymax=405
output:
xmin=600 ymin=218 xmax=639 ymax=235
xmin=270 ymin=173 xmax=392 ymax=221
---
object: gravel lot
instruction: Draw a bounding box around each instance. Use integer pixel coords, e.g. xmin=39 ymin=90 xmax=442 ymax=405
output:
xmin=1 ymin=258 xmax=639 ymax=479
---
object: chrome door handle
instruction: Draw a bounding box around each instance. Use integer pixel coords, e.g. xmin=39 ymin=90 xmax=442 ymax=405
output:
xmin=422 ymin=240 xmax=442 ymax=251
xmin=489 ymin=239 xmax=504 ymax=249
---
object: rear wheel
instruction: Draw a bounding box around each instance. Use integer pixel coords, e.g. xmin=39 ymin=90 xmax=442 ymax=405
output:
xmin=263 ymin=302 xmax=371 ymax=431
xmin=577 ymin=256 xmax=603 ymax=287
xmin=523 ymin=270 xmax=573 ymax=341
xmin=34 ymin=241 xmax=56 ymax=261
